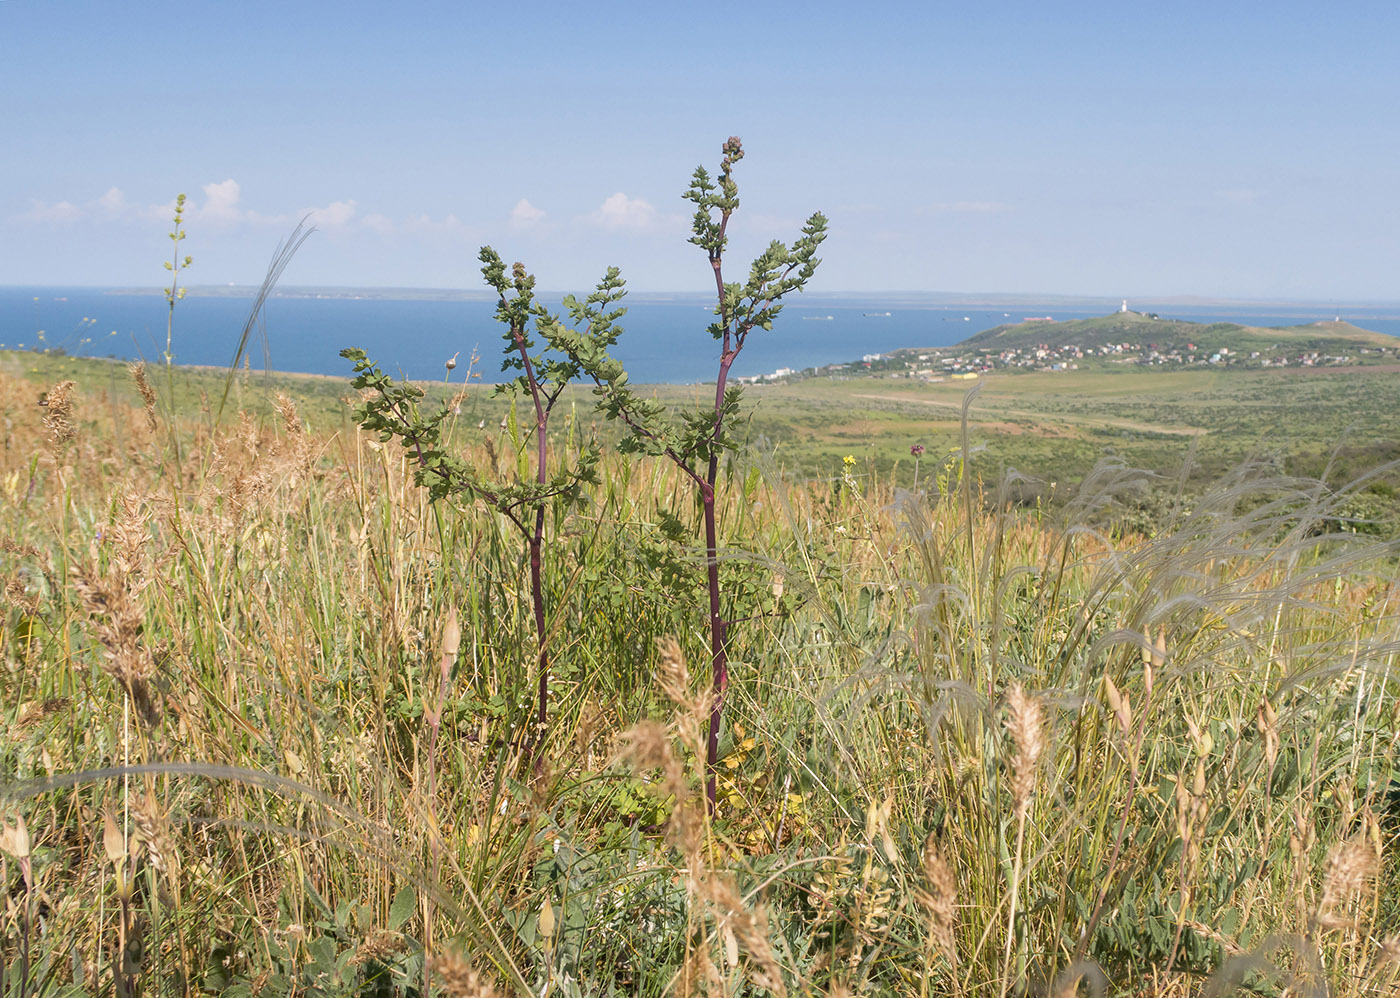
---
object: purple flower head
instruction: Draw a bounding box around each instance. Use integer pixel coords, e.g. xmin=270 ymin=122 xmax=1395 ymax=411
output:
xmin=910 ymin=444 xmax=926 ymax=457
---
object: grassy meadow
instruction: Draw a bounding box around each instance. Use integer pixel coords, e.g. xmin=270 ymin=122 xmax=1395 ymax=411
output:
xmin=2 ymin=350 xmax=1400 ymax=997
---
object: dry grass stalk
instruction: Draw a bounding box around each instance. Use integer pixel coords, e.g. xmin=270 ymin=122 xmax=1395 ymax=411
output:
xmin=351 ymin=929 xmax=406 ymax=966
xmin=657 ymin=636 xmax=693 ymax=712
xmin=3 ymin=574 xmax=40 ymax=614
xmin=1370 ymin=934 xmax=1400 ymax=993
xmin=131 ymin=791 xmax=177 ymax=882
xmin=42 ymin=379 xmax=77 ymax=446
xmin=274 ymin=393 xmax=302 ymax=437
xmin=129 ymin=363 xmax=158 ymax=431
xmin=672 ymin=944 xmax=723 ymax=998
xmin=1001 ymin=682 xmax=1046 ymax=998
xmin=72 ymin=494 xmax=160 ymax=725
xmin=700 ymin=873 xmax=788 ymax=998
xmin=1004 ymin=682 xmax=1045 ymax=820
xmin=1256 ymin=699 xmax=1280 ymax=776
xmin=430 ymin=948 xmax=505 ymax=997
xmin=621 ymin=638 xmax=790 ymax=996
xmin=0 ymin=536 xmax=42 ymax=558
xmin=1313 ymin=832 xmax=1378 ymax=931
xmin=14 ymin=698 xmax=69 ymax=730
xmin=915 ymin=833 xmax=958 ymax=974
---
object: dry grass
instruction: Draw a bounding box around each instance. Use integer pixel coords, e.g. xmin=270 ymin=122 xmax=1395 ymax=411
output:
xmin=0 ymin=361 xmax=1397 ymax=997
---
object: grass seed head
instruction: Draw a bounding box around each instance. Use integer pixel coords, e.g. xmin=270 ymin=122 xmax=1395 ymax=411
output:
xmin=701 ymin=873 xmax=788 ymax=998
xmin=274 ymin=392 xmax=302 ymax=437
xmin=1005 ymin=682 xmax=1046 ymax=820
xmin=132 ymin=792 xmax=177 ymax=880
xmin=351 ymin=929 xmax=406 ymax=966
xmin=430 ymin=949 xmax=504 ymax=997
xmin=42 ymin=379 xmax=77 ymax=446
xmin=1315 ymin=832 xmax=1379 ymax=930
xmin=917 ymin=833 xmax=958 ymax=970
xmin=129 ymin=362 xmax=158 ymax=431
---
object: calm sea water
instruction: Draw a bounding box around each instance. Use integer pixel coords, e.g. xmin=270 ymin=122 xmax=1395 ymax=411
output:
xmin=4 ymin=287 xmax=1399 ymax=384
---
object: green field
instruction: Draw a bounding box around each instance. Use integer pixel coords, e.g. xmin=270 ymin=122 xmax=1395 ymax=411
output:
xmin=2 ymin=345 xmax=1398 ymax=996
xmin=740 ymin=364 xmax=1400 ymax=486
xmin=7 ymin=349 xmax=1398 ymax=487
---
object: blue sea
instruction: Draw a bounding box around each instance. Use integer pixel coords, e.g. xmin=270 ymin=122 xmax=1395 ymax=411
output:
xmin=4 ymin=287 xmax=1399 ymax=384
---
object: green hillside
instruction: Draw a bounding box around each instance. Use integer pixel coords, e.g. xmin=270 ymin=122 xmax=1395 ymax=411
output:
xmin=957 ymin=310 xmax=1394 ymax=355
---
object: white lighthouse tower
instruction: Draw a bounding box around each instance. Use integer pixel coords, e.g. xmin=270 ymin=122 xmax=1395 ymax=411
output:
xmin=1120 ymin=299 xmax=1128 ymax=313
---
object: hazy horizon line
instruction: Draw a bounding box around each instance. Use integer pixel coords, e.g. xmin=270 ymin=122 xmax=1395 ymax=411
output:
xmin=7 ymin=283 xmax=1400 ymax=309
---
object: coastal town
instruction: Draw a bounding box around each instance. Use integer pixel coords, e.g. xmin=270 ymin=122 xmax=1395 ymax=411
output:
xmin=737 ymin=313 xmax=1398 ymax=384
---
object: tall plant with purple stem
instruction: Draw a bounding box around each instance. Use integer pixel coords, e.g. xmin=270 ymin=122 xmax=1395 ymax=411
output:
xmin=342 ymin=252 xmax=625 ymax=747
xmin=561 ymin=137 xmax=827 ymax=811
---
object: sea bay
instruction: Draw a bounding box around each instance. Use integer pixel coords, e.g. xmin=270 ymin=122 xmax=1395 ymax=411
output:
xmin=3 ymin=286 xmax=1398 ymax=385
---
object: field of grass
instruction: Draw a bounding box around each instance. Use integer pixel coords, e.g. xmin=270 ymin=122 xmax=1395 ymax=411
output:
xmin=2 ymin=354 xmax=1400 ymax=997
xmin=734 ymin=364 xmax=1400 ymax=513
xmin=7 ymin=350 xmax=1398 ymax=504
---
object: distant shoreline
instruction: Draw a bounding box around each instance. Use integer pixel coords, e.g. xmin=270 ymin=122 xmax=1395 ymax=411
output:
xmin=14 ymin=284 xmax=1400 ymax=313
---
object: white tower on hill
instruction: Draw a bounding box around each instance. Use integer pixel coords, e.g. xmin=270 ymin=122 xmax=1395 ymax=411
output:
xmin=1120 ymin=299 xmax=1128 ymax=313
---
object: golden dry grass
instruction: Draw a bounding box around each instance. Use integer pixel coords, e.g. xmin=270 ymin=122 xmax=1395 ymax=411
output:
xmin=1 ymin=362 xmax=1397 ymax=997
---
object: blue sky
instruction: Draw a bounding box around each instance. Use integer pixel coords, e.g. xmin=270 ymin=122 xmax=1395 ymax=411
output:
xmin=4 ymin=0 xmax=1398 ymax=299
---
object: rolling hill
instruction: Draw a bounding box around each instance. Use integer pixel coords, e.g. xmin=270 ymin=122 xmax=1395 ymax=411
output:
xmin=955 ymin=310 xmax=1394 ymax=355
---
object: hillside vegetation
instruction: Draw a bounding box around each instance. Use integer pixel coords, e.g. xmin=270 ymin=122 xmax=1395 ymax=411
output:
xmin=2 ymin=356 xmax=1398 ymax=997
xmin=957 ymin=311 xmax=1395 ymax=355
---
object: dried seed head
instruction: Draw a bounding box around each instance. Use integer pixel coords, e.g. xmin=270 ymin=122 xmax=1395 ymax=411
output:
xmin=1005 ymin=682 xmax=1046 ymax=820
xmin=274 ymin=393 xmax=302 ymax=437
xmin=351 ymin=929 xmax=405 ymax=966
xmin=102 ymin=810 xmax=126 ymax=865
xmin=700 ymin=873 xmax=787 ymax=998
xmin=15 ymin=698 xmax=67 ymax=730
xmin=655 ymin=636 xmax=691 ymax=710
xmin=132 ymin=792 xmax=177 ymax=880
xmin=621 ymin=720 xmax=673 ymax=774
xmin=916 ymin=834 xmax=958 ymax=969
xmin=1315 ymin=832 xmax=1378 ymax=929
xmin=430 ymin=949 xmax=503 ymax=997
xmin=1257 ymin=699 xmax=1280 ymax=774
xmin=3 ymin=575 xmax=40 ymax=614
xmin=42 ymin=380 xmax=77 ymax=445
xmin=0 ymin=814 xmax=31 ymax=859
xmin=440 ymin=606 xmax=461 ymax=659
xmin=129 ymin=363 xmax=158 ymax=431
xmin=1102 ymin=674 xmax=1132 ymax=736
xmin=71 ymin=561 xmax=160 ymax=726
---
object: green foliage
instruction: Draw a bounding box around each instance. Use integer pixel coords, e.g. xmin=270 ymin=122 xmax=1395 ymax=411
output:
xmin=216 ymin=888 xmax=422 ymax=997
xmin=341 ymin=346 xmax=595 ymax=519
xmin=568 ymin=139 xmax=828 ymax=476
xmin=162 ymin=192 xmax=192 ymax=367
xmin=553 ymin=136 xmax=829 ymax=811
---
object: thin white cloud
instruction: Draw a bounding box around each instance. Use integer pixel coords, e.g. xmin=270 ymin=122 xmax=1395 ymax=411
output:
xmin=511 ymin=198 xmax=545 ymax=227
xmin=12 ymin=181 xmax=458 ymax=241
xmin=362 ymin=213 xmax=395 ymax=235
xmin=195 ymin=179 xmax=245 ymax=224
xmin=923 ymin=200 xmax=1014 ymax=215
xmin=95 ymin=187 xmax=127 ymax=218
xmin=312 ymin=199 xmax=358 ymax=228
xmin=17 ymin=199 xmax=84 ymax=224
xmin=587 ymin=192 xmax=657 ymax=231
xmin=402 ymin=212 xmax=467 ymax=235
xmin=181 ymin=179 xmax=288 ymax=227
